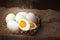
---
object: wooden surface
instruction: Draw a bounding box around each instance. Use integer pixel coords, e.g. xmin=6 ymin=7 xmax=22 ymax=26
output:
xmin=0 ymin=7 xmax=60 ymax=40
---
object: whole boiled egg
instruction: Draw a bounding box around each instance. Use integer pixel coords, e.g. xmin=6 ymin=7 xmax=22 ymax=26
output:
xmin=7 ymin=20 xmax=19 ymax=32
xmin=6 ymin=13 xmax=15 ymax=23
xmin=15 ymin=12 xmax=27 ymax=22
xmin=18 ymin=19 xmax=30 ymax=31
xmin=17 ymin=12 xmax=27 ymax=16
xmin=26 ymin=12 xmax=37 ymax=23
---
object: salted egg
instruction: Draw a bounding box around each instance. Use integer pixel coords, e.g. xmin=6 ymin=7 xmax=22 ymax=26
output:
xmin=6 ymin=13 xmax=15 ymax=23
xmin=7 ymin=20 xmax=19 ymax=32
xmin=18 ymin=19 xmax=30 ymax=31
xmin=26 ymin=12 xmax=37 ymax=23
xmin=15 ymin=12 xmax=27 ymax=22
xmin=30 ymin=22 xmax=37 ymax=30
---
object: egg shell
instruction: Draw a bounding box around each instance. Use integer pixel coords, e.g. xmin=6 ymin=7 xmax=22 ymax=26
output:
xmin=17 ymin=12 xmax=27 ymax=16
xmin=7 ymin=20 xmax=19 ymax=32
xmin=15 ymin=12 xmax=27 ymax=22
xmin=26 ymin=13 xmax=37 ymax=23
xmin=6 ymin=13 xmax=15 ymax=23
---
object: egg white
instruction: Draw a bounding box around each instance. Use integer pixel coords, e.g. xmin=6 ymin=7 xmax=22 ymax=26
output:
xmin=17 ymin=12 xmax=27 ymax=16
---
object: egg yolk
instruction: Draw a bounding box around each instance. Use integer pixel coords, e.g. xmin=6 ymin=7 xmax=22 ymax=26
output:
xmin=30 ymin=22 xmax=35 ymax=28
xmin=19 ymin=20 xmax=26 ymax=28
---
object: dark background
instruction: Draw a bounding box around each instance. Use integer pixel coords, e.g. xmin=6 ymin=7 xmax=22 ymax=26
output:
xmin=0 ymin=0 xmax=60 ymax=11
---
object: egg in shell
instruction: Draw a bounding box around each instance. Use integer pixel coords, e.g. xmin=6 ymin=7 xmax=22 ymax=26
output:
xmin=18 ymin=19 xmax=30 ymax=31
xmin=17 ymin=12 xmax=27 ymax=16
xmin=6 ymin=13 xmax=15 ymax=23
xmin=7 ymin=20 xmax=19 ymax=32
xmin=26 ymin=12 xmax=37 ymax=23
xmin=15 ymin=12 xmax=27 ymax=22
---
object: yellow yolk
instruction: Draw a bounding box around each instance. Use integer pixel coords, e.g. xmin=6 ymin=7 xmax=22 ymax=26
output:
xmin=30 ymin=22 xmax=35 ymax=28
xmin=19 ymin=20 xmax=26 ymax=28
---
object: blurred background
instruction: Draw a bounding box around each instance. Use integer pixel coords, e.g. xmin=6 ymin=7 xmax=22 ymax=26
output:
xmin=0 ymin=0 xmax=60 ymax=11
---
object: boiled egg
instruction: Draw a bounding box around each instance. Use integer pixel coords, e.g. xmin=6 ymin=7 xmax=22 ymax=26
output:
xmin=18 ymin=19 xmax=30 ymax=31
xmin=26 ymin=12 xmax=37 ymax=23
xmin=17 ymin=12 xmax=27 ymax=16
xmin=30 ymin=22 xmax=37 ymax=30
xmin=6 ymin=13 xmax=15 ymax=23
xmin=15 ymin=12 xmax=27 ymax=22
xmin=7 ymin=20 xmax=19 ymax=32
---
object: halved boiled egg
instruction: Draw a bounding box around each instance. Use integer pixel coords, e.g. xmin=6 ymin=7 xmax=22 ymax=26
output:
xmin=15 ymin=12 xmax=27 ymax=22
xmin=30 ymin=22 xmax=37 ymax=30
xmin=18 ymin=19 xmax=30 ymax=31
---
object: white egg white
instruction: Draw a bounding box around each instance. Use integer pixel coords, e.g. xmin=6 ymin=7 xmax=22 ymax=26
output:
xmin=26 ymin=12 xmax=37 ymax=23
xmin=7 ymin=20 xmax=19 ymax=32
xmin=18 ymin=19 xmax=30 ymax=31
xmin=6 ymin=13 xmax=15 ymax=23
